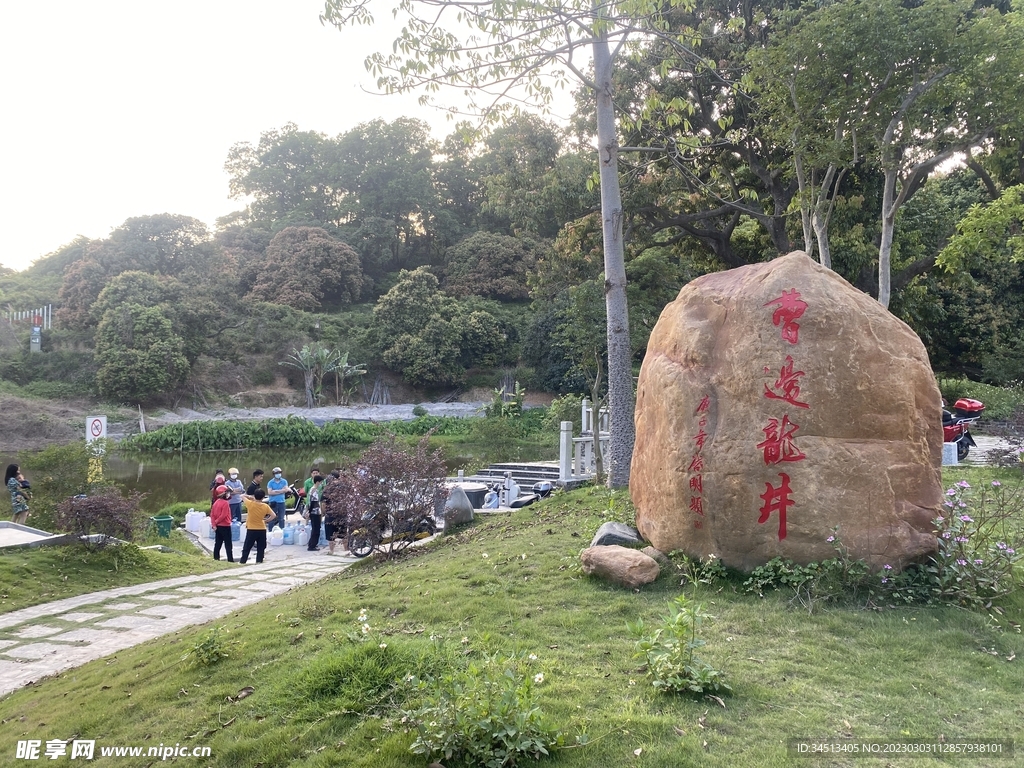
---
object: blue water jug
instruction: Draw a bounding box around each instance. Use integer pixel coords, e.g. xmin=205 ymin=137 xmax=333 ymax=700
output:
xmin=231 ymin=519 xmax=241 ymax=542
xmin=283 ymin=524 xmax=295 ymax=545
xmin=208 ymin=520 xmax=216 ymax=540
xmin=319 ymin=524 xmax=328 ymax=547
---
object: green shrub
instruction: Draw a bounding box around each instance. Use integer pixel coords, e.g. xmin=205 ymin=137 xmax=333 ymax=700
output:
xmin=405 ymin=653 xmax=564 ymax=767
xmin=628 ymin=595 xmax=731 ymax=696
xmin=543 ymin=392 xmax=584 ymax=433
xmin=182 ymin=627 xmax=231 ymax=667
xmin=249 ymin=365 xmax=276 ymax=387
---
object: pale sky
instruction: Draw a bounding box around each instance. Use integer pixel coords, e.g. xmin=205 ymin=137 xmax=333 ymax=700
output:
xmin=0 ymin=0 xmax=530 ymax=272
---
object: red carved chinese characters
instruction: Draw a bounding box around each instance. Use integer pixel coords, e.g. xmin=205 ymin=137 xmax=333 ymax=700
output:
xmin=756 ymin=414 xmax=807 ymax=465
xmin=755 ymin=289 xmax=811 ymax=540
xmin=688 ymin=395 xmax=711 ymax=526
xmin=758 ymin=472 xmax=793 ymax=540
xmin=763 ymin=355 xmax=809 ymax=409
xmin=764 ymin=289 xmax=807 ymax=344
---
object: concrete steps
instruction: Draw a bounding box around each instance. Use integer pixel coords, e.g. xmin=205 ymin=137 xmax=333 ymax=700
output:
xmin=464 ymin=461 xmax=560 ymax=489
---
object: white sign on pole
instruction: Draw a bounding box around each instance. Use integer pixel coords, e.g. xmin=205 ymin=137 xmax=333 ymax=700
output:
xmin=86 ymin=415 xmax=107 ymax=442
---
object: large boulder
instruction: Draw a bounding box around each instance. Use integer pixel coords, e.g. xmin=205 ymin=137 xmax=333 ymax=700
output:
xmin=581 ymin=545 xmax=661 ymax=588
xmin=443 ymin=486 xmax=475 ymax=531
xmin=631 ymin=251 xmax=942 ymax=571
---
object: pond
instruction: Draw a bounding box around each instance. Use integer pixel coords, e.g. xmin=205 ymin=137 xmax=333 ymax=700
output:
xmin=2 ymin=442 xmax=554 ymax=514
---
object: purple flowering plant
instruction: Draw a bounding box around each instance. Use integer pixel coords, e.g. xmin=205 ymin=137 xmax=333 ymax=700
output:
xmin=926 ymin=480 xmax=1023 ymax=607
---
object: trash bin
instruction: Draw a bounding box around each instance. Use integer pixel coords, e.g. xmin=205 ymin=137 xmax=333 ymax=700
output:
xmin=151 ymin=515 xmax=174 ymax=538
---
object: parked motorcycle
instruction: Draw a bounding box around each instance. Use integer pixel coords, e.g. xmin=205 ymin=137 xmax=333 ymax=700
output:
xmin=346 ymin=505 xmax=436 ymax=558
xmin=942 ymin=398 xmax=984 ymax=461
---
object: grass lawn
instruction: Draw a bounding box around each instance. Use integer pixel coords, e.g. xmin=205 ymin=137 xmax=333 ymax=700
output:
xmin=0 ymin=531 xmax=230 ymax=613
xmin=0 ymin=472 xmax=1021 ymax=767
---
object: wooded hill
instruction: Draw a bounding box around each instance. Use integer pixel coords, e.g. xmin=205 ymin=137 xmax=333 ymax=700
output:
xmin=2 ymin=0 xmax=1023 ymax=408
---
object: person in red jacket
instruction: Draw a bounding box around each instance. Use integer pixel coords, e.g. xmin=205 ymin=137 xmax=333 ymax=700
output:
xmin=211 ymin=484 xmax=234 ymax=562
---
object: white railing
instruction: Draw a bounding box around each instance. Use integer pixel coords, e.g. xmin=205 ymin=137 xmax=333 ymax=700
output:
xmin=558 ymin=399 xmax=611 ymax=481
xmin=4 ymin=304 xmax=53 ymax=330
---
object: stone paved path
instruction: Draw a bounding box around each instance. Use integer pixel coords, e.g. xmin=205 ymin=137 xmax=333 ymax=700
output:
xmin=0 ymin=552 xmax=358 ymax=699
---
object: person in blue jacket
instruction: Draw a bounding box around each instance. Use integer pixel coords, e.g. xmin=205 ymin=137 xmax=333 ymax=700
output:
xmin=266 ymin=466 xmax=289 ymax=530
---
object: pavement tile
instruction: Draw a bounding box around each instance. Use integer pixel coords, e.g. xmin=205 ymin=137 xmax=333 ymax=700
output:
xmin=50 ymin=628 xmax=125 ymax=644
xmin=176 ymin=586 xmax=216 ymax=594
xmin=101 ymin=602 xmax=142 ymax=611
xmin=135 ymin=606 xmax=175 ymax=618
xmin=56 ymin=612 xmax=107 ymax=623
xmin=95 ymin=616 xmax=159 ymax=630
xmin=2 ymin=642 xmax=69 ymax=660
xmin=13 ymin=625 xmax=65 ymax=639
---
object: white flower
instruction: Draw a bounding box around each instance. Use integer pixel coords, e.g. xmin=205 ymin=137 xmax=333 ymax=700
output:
xmin=482 ymin=552 xmax=489 ymax=558
xmin=534 ymin=673 xmax=544 ymax=684
xmin=461 ymin=636 xmax=469 ymax=644
xmin=361 ymin=623 xmax=370 ymax=634
xmin=528 ymin=654 xmax=538 ymax=661
xmin=628 ymin=679 xmax=636 ymax=686
xmin=379 ymin=642 xmax=387 ymax=649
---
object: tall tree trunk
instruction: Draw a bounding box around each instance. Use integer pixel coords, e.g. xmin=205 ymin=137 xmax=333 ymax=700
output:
xmin=303 ymin=370 xmax=315 ymax=409
xmin=794 ymin=149 xmax=816 ymax=260
xmin=593 ymin=25 xmax=635 ymax=489
xmin=878 ymin=168 xmax=898 ymax=308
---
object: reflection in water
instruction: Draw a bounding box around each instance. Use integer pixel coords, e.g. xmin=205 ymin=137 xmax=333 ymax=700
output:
xmin=3 ymin=441 xmax=552 ymax=514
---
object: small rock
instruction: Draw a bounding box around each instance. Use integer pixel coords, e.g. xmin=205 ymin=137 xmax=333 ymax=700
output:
xmin=580 ymin=545 xmax=660 ymax=588
xmin=641 ymin=546 xmax=672 ymax=569
xmin=590 ymin=521 xmax=643 ymax=548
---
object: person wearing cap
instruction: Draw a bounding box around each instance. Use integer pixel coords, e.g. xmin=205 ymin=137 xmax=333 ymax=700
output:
xmin=266 ymin=467 xmax=289 ymax=530
xmin=225 ymin=468 xmax=245 ymax=522
xmin=211 ymin=484 xmax=234 ymax=562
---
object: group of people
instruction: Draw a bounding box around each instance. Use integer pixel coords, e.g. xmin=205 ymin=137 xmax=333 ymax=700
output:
xmin=6 ymin=464 xmax=31 ymax=525
xmin=205 ymin=466 xmax=348 ymax=565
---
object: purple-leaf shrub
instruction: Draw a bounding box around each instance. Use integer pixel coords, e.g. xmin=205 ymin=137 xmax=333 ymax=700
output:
xmin=55 ymin=487 xmax=147 ymax=546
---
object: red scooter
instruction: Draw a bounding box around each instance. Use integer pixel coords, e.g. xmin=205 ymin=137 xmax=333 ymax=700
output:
xmin=942 ymin=398 xmax=984 ymax=461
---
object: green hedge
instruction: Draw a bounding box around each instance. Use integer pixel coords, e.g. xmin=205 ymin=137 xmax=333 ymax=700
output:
xmin=121 ymin=415 xmax=474 ymax=452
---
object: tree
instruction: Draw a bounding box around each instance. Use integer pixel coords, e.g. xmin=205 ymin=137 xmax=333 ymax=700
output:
xmin=247 ymin=226 xmax=364 ymax=310
xmin=443 ymin=232 xmax=546 ymax=300
xmin=753 ymin=0 xmax=1024 ymax=307
xmin=372 ymin=267 xmax=505 ymax=386
xmin=555 ymin=279 xmax=609 ymax=481
xmin=322 ymin=433 xmax=447 ymax=559
xmin=225 ymin=123 xmax=341 ymax=225
xmin=321 ymin=0 xmax=707 ymax=485
xmin=94 ymin=303 xmax=189 ymax=402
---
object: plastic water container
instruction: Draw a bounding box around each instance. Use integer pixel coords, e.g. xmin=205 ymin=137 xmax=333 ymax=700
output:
xmin=208 ymin=518 xmax=217 ymax=540
xmin=231 ymin=519 xmax=241 ymax=542
xmin=283 ymin=524 xmax=295 ymax=545
xmin=319 ymin=524 xmax=328 ymax=547
xmin=198 ymin=516 xmax=211 ymax=539
xmin=297 ymin=525 xmax=309 ymax=548
xmin=185 ymin=508 xmax=199 ymax=532
xmin=270 ymin=527 xmax=284 ymax=546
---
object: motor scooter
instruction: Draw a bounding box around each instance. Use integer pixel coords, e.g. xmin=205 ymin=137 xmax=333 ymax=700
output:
xmin=942 ymin=398 xmax=984 ymax=461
